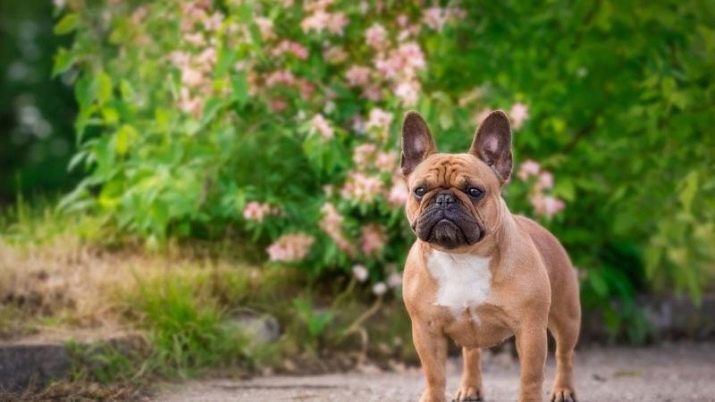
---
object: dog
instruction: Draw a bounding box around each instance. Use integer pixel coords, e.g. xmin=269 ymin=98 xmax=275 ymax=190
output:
xmin=400 ymin=111 xmax=581 ymax=402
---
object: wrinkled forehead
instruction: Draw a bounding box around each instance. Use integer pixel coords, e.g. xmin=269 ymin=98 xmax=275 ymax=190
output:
xmin=409 ymin=153 xmax=496 ymax=187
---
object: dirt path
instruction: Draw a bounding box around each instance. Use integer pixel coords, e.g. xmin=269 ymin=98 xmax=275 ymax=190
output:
xmin=156 ymin=342 xmax=715 ymax=402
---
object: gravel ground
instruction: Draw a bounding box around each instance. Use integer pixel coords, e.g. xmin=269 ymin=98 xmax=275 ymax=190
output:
xmin=156 ymin=342 xmax=715 ymax=402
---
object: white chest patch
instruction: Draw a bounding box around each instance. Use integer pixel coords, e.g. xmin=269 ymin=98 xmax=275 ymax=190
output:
xmin=427 ymin=250 xmax=492 ymax=318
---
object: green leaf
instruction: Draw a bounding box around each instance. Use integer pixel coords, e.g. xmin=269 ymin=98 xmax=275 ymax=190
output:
xmin=52 ymin=47 xmax=75 ymax=76
xmin=75 ymin=75 xmax=96 ymax=110
xmin=67 ymin=151 xmax=87 ymax=172
xmin=554 ymin=178 xmax=575 ymax=202
xmin=97 ymin=71 xmax=113 ymax=105
xmin=101 ymin=107 xmax=119 ymax=125
xmin=202 ymin=97 xmax=224 ymax=125
xmin=115 ymin=124 xmax=138 ymax=155
xmin=54 ymin=13 xmax=79 ymax=35
xmin=231 ymin=72 xmax=248 ymax=106
xmin=678 ymin=171 xmax=698 ymax=214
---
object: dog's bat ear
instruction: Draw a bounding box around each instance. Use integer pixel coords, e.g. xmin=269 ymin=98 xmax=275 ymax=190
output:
xmin=401 ymin=111 xmax=436 ymax=176
xmin=470 ymin=110 xmax=513 ymax=183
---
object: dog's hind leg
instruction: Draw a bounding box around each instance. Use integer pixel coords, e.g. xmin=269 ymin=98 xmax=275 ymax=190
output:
xmin=454 ymin=347 xmax=483 ymax=401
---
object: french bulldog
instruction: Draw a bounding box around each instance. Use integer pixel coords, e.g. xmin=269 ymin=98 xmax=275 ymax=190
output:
xmin=400 ymin=111 xmax=581 ymax=402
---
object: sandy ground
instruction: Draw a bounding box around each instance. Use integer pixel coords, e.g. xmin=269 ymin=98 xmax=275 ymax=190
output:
xmin=156 ymin=342 xmax=715 ymax=402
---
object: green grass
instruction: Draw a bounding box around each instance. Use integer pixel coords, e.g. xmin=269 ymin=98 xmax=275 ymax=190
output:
xmin=0 ymin=194 xmax=107 ymax=247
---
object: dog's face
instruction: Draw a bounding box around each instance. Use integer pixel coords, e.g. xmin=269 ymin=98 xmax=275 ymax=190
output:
xmin=400 ymin=111 xmax=513 ymax=251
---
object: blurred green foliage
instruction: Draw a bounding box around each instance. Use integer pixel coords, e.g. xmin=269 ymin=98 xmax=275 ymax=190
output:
xmin=439 ymin=0 xmax=715 ymax=329
xmin=40 ymin=0 xmax=715 ymax=339
xmin=0 ymin=0 xmax=77 ymax=201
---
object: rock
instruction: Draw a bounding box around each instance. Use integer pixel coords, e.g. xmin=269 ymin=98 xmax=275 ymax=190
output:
xmin=221 ymin=314 xmax=280 ymax=344
xmin=0 ymin=333 xmax=144 ymax=392
xmin=0 ymin=342 xmax=70 ymax=391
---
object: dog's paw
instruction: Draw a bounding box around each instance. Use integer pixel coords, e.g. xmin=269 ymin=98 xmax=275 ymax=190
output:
xmin=550 ymin=387 xmax=576 ymax=402
xmin=453 ymin=385 xmax=483 ymax=402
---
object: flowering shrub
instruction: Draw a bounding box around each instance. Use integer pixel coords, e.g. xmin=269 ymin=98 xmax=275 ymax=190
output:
xmin=55 ymin=0 xmax=715 ymax=323
xmin=55 ymin=1 xmax=565 ymax=292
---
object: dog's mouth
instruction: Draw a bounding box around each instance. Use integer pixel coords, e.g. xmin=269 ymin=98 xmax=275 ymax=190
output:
xmin=415 ymin=210 xmax=484 ymax=249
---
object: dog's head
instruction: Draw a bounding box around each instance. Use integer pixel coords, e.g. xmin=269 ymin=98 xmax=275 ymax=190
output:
xmin=401 ymin=111 xmax=513 ymax=251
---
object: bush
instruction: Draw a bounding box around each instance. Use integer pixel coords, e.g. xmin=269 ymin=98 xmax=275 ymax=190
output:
xmin=54 ymin=0 xmax=715 ymax=335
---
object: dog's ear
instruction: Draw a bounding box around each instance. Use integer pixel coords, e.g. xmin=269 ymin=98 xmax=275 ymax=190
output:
xmin=470 ymin=110 xmax=513 ymax=183
xmin=401 ymin=111 xmax=437 ymax=176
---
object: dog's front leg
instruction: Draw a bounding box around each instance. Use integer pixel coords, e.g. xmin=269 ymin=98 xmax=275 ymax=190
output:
xmin=412 ymin=320 xmax=448 ymax=402
xmin=515 ymin=324 xmax=548 ymax=402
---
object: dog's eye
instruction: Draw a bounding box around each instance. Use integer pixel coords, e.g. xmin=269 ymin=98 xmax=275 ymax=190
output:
xmin=414 ymin=187 xmax=427 ymax=198
xmin=468 ymin=187 xmax=485 ymax=199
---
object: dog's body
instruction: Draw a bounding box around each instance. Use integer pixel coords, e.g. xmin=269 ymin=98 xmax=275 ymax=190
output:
xmin=400 ymin=111 xmax=581 ymax=402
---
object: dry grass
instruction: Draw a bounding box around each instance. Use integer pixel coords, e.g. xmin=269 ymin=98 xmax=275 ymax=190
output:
xmin=0 ymin=231 xmax=268 ymax=341
xmin=0 ymin=206 xmax=415 ymax=399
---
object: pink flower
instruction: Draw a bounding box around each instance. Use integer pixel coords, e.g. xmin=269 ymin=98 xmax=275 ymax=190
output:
xmin=301 ymin=9 xmax=346 ymax=35
xmin=341 ymin=172 xmax=384 ymax=203
xmin=272 ymin=40 xmax=309 ymax=60
xmin=301 ymin=9 xmax=330 ymax=33
xmin=345 ymin=66 xmax=371 ymax=87
xmin=203 ymin=12 xmax=224 ymax=32
xmin=352 ymin=265 xmax=369 ymax=282
xmin=366 ymin=108 xmax=394 ymax=132
xmin=290 ymin=42 xmax=309 ymax=59
xmin=387 ymin=180 xmax=408 ymax=206
xmin=510 ymin=102 xmax=529 ymax=129
xmin=299 ymin=79 xmax=316 ymax=98
xmin=327 ymin=12 xmax=348 ymax=35
xmin=243 ymin=201 xmax=265 ymax=222
xmin=324 ymin=46 xmax=347 ymax=64
xmin=268 ymin=98 xmax=288 ymax=112
xmin=243 ymin=201 xmax=279 ymax=223
xmin=365 ymin=23 xmax=388 ymax=50
xmin=530 ymin=195 xmax=565 ymax=219
xmin=169 ymin=51 xmax=191 ymax=67
xmin=387 ymin=271 xmax=402 ymax=288
xmin=353 ymin=143 xmax=377 ymax=169
xmin=375 ymin=151 xmax=398 ymax=173
xmin=351 ymin=114 xmax=366 ymax=134
xmin=397 ymin=42 xmax=426 ymax=71
xmin=394 ymin=81 xmax=420 ymax=106
xmin=177 ymin=88 xmax=202 ymax=116
xmin=183 ymin=32 xmax=205 ymax=47
xmin=255 ymin=17 xmax=275 ymax=40
xmin=423 ymin=7 xmax=447 ymax=31
xmin=538 ymin=171 xmax=554 ymax=189
xmin=266 ymin=233 xmax=315 ymax=262
xmin=197 ymin=47 xmax=217 ymax=65
xmin=360 ymin=224 xmax=387 ymax=256
xmin=372 ymin=282 xmax=388 ymax=296
xmin=180 ymin=66 xmax=203 ymax=87
xmin=361 ymin=85 xmax=383 ymax=101
xmin=517 ymin=159 xmax=541 ymax=181
xmin=319 ymin=203 xmax=343 ymax=235
xmin=265 ymin=70 xmax=296 ymax=87
xmin=310 ymin=114 xmax=334 ymax=140
xmin=375 ymin=56 xmax=400 ymax=79
xmin=320 ymin=203 xmax=355 ymax=255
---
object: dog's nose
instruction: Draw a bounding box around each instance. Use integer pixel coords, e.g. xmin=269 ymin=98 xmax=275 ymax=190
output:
xmin=435 ymin=191 xmax=455 ymax=209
